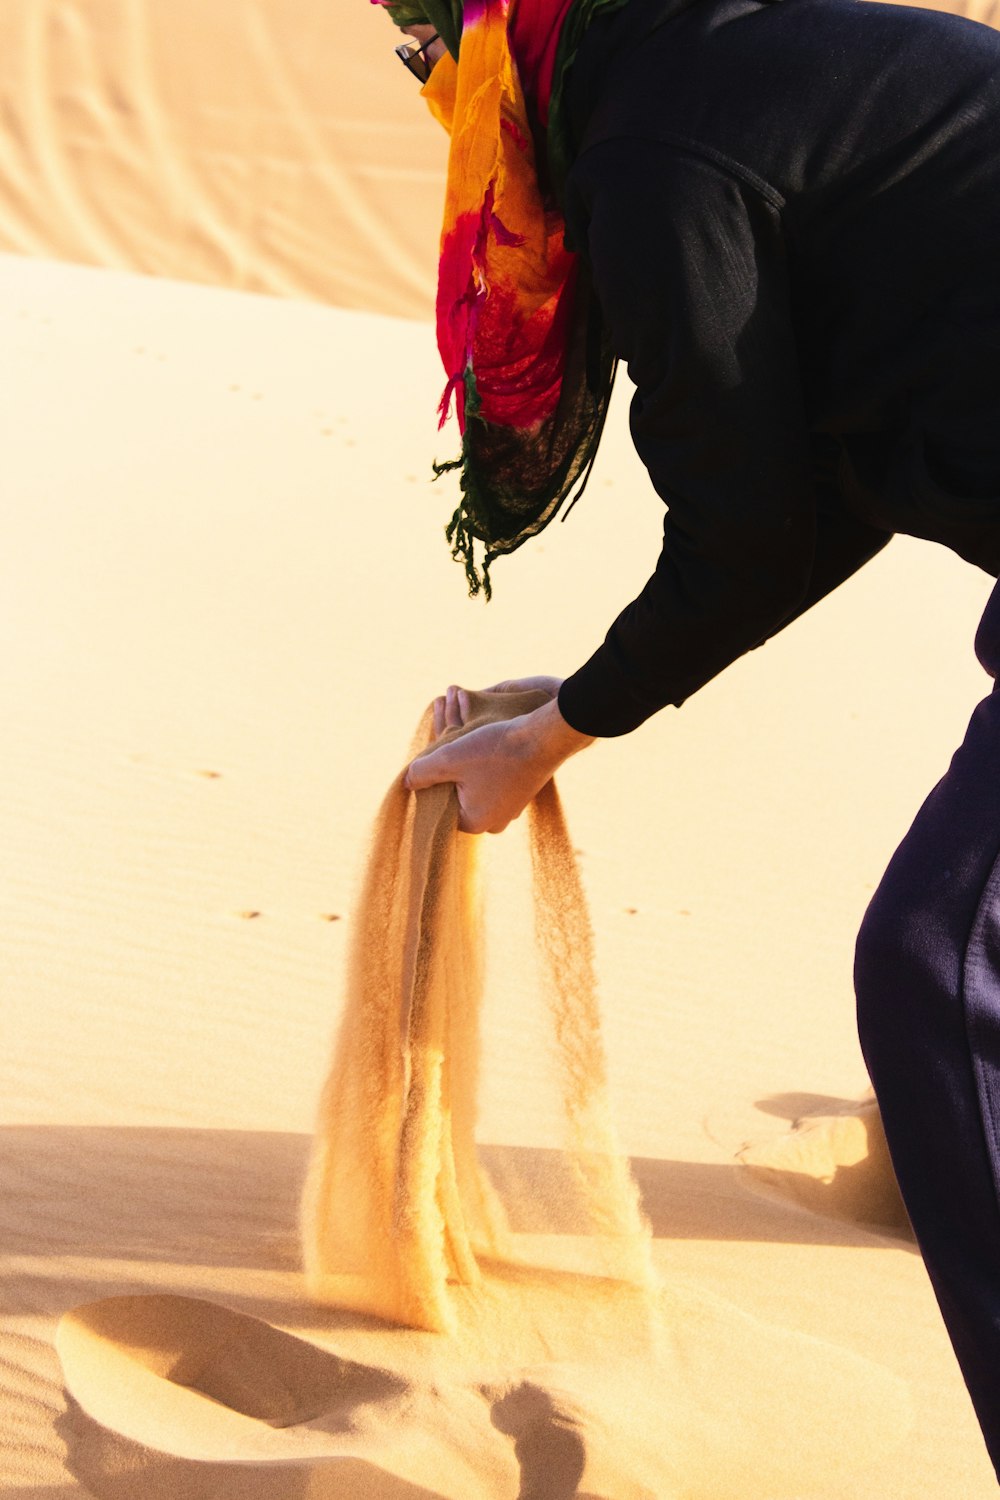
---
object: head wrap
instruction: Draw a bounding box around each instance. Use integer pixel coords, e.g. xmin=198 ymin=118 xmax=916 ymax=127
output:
xmin=379 ymin=0 xmax=628 ymax=595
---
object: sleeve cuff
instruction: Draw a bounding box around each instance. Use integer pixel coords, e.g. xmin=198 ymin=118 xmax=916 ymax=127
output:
xmin=558 ymin=647 xmax=672 ymax=737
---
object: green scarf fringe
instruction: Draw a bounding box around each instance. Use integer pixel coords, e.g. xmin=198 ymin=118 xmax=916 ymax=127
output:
xmin=434 ymin=369 xmax=495 ymax=600
xmin=433 ymin=344 xmax=617 ymax=602
xmin=420 ymin=0 xmax=631 ymax=601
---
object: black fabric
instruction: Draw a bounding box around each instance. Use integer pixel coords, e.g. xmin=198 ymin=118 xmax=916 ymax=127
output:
xmin=856 ymin=577 xmax=1000 ymax=1481
xmin=554 ymin=0 xmax=1000 ymax=737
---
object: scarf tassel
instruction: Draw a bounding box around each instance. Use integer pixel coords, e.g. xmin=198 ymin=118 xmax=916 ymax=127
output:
xmin=433 ymin=370 xmax=494 ymax=600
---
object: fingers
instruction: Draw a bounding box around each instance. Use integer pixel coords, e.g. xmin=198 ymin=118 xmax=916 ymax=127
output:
xmin=406 ymin=750 xmax=492 ymax=832
xmin=432 ymin=685 xmax=471 ymax=739
xmin=444 ymin=684 xmax=467 ymax=729
xmin=483 ymin=675 xmax=562 ymax=700
xmin=432 ymin=679 xmax=561 ymax=735
xmin=405 ymin=741 xmax=458 ymax=792
xmin=404 ymin=718 xmax=529 ymax=835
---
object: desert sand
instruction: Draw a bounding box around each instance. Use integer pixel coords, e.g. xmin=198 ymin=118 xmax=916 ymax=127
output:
xmin=3 ymin=0 xmax=1000 ymax=1495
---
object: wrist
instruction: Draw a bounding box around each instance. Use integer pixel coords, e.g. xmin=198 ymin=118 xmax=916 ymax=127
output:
xmin=510 ymin=697 xmax=595 ymax=761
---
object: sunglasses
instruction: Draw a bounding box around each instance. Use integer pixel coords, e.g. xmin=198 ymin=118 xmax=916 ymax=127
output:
xmin=394 ymin=33 xmax=440 ymax=85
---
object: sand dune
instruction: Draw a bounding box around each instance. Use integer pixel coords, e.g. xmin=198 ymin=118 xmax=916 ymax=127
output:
xmin=56 ymin=1281 xmax=911 ymax=1499
xmin=0 ymin=0 xmax=447 ymax=319
xmin=4 ymin=0 xmax=1000 ymax=1492
xmin=3 ymin=0 xmax=997 ymax=325
xmin=3 ymin=250 xmax=998 ymax=1496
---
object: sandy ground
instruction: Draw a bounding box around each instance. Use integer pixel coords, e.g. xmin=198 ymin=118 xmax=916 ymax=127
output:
xmin=0 ymin=0 xmax=448 ymax=320
xmin=3 ymin=252 xmax=998 ymax=1497
xmin=4 ymin=0 xmax=1000 ymax=1494
xmin=2 ymin=0 xmax=996 ymax=323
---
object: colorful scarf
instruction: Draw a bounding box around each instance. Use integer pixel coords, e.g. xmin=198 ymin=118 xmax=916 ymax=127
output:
xmin=379 ymin=0 xmax=629 ymax=596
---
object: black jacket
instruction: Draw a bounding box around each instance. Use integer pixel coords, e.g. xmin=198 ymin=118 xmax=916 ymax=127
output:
xmin=556 ymin=0 xmax=1000 ymax=737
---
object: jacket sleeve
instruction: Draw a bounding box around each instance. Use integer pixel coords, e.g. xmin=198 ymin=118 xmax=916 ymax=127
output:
xmin=557 ymin=139 xmax=887 ymax=738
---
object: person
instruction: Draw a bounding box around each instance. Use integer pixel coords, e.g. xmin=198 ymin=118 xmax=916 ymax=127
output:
xmin=383 ymin=0 xmax=1000 ymax=1475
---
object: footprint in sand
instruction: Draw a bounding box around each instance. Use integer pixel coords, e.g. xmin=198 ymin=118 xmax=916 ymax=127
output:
xmin=57 ymin=1287 xmax=910 ymax=1500
xmin=55 ymin=1295 xmax=570 ymax=1500
xmin=737 ymin=1092 xmax=913 ymax=1236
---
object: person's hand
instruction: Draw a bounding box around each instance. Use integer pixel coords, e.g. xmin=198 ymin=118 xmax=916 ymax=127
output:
xmin=407 ymin=687 xmax=594 ymax=834
xmin=430 ymin=677 xmax=562 ymax=738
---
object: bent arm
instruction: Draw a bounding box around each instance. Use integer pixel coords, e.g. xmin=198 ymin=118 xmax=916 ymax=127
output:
xmin=557 ymin=142 xmax=889 ymax=738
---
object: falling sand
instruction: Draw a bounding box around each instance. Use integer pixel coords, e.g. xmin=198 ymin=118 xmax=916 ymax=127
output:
xmin=53 ymin=696 xmax=920 ymax=1499
xmin=55 ymin=688 xmax=916 ymax=1497
xmin=300 ymin=689 xmax=655 ymax=1333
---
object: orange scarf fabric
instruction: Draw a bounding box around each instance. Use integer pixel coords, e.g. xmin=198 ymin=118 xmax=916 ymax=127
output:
xmin=378 ymin=0 xmax=622 ymax=594
xmin=423 ymin=3 xmax=578 ymax=437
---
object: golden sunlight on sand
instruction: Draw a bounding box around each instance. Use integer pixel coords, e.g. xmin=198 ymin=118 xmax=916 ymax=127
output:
xmin=2 ymin=0 xmax=1000 ymax=1494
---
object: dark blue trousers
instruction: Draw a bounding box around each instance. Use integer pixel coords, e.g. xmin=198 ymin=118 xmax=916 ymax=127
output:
xmin=857 ymin=578 xmax=1000 ymax=1478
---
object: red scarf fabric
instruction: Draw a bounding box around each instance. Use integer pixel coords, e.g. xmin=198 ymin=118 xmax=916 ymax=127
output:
xmin=383 ymin=0 xmax=621 ymax=595
xmin=510 ymin=0 xmax=577 ymax=125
